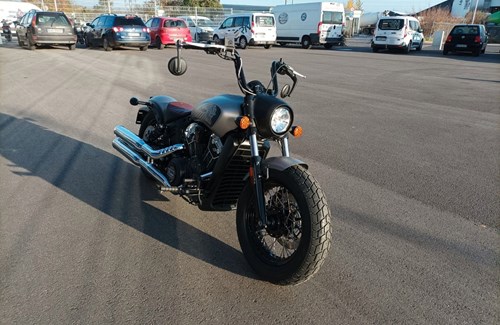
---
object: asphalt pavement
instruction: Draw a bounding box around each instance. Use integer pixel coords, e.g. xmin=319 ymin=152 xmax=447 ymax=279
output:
xmin=1 ymin=37 xmax=499 ymax=324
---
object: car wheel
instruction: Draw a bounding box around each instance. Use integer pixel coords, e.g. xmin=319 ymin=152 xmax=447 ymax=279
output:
xmin=324 ymin=43 xmax=333 ymax=49
xmin=155 ymin=37 xmax=163 ymax=50
xmin=140 ymin=45 xmax=148 ymax=51
xmin=213 ymin=35 xmax=220 ymax=44
xmin=301 ymin=36 xmax=312 ymax=49
xmin=404 ymin=42 xmax=411 ymax=54
xmin=68 ymin=43 xmax=76 ymax=50
xmin=27 ymin=37 xmax=35 ymax=51
xmin=103 ymin=37 xmax=112 ymax=51
xmin=264 ymin=44 xmax=272 ymax=49
xmin=417 ymin=41 xmax=423 ymax=51
xmin=238 ymin=36 xmax=247 ymax=49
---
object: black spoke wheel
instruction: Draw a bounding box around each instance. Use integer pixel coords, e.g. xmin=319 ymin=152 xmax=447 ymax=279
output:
xmin=236 ymin=166 xmax=331 ymax=285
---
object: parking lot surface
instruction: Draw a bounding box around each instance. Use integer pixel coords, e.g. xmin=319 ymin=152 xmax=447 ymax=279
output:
xmin=1 ymin=38 xmax=499 ymax=324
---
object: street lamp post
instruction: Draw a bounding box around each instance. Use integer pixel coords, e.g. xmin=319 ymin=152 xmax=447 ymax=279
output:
xmin=471 ymin=0 xmax=480 ymax=24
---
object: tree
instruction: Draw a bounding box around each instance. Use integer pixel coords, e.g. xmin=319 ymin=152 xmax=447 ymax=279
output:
xmin=354 ymin=0 xmax=363 ymax=10
xmin=182 ymin=0 xmax=222 ymax=7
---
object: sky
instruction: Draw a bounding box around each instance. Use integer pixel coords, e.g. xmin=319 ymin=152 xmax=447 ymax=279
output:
xmin=220 ymin=0 xmax=446 ymax=14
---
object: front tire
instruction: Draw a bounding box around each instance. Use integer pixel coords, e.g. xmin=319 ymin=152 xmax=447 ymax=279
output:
xmin=236 ymin=166 xmax=332 ymax=285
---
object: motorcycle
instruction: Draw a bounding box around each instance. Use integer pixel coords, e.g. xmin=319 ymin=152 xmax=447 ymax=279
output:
xmin=2 ymin=20 xmax=12 ymax=42
xmin=112 ymin=41 xmax=332 ymax=285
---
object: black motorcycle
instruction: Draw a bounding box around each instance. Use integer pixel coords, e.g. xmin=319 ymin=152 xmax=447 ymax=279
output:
xmin=112 ymin=42 xmax=332 ymax=285
xmin=2 ymin=21 xmax=12 ymax=42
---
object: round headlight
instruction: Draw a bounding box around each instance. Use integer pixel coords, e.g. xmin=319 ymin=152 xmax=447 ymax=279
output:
xmin=270 ymin=107 xmax=292 ymax=135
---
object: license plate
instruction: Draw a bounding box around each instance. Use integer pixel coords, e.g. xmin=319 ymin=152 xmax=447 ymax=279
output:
xmin=456 ymin=44 xmax=467 ymax=48
xmin=128 ymin=32 xmax=140 ymax=37
xmin=376 ymin=36 xmax=386 ymax=41
xmin=47 ymin=29 xmax=63 ymax=33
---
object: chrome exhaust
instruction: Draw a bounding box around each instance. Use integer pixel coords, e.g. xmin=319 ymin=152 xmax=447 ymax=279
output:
xmin=114 ymin=125 xmax=185 ymax=159
xmin=112 ymin=125 xmax=186 ymax=192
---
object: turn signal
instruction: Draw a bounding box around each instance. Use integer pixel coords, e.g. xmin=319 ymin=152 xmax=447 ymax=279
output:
xmin=291 ymin=126 xmax=303 ymax=137
xmin=239 ymin=116 xmax=251 ymax=129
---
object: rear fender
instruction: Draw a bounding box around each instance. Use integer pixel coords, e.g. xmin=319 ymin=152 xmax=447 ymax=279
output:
xmin=135 ymin=95 xmax=177 ymax=125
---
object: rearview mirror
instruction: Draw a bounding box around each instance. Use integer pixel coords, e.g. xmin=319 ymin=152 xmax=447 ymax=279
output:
xmin=168 ymin=57 xmax=187 ymax=76
xmin=280 ymin=84 xmax=291 ymax=98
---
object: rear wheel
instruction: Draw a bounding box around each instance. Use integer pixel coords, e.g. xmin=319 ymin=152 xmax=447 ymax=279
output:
xmin=404 ymin=41 xmax=411 ymax=54
xmin=68 ymin=43 xmax=76 ymax=50
xmin=301 ymin=36 xmax=312 ymax=49
xmin=27 ymin=37 xmax=35 ymax=51
xmin=417 ymin=41 xmax=423 ymax=51
xmin=138 ymin=111 xmax=159 ymax=180
xmin=140 ymin=45 xmax=148 ymax=51
xmin=156 ymin=37 xmax=163 ymax=50
xmin=264 ymin=44 xmax=272 ymax=49
xmin=473 ymin=49 xmax=480 ymax=56
xmin=239 ymin=36 xmax=247 ymax=49
xmin=236 ymin=166 xmax=332 ymax=285
xmin=103 ymin=37 xmax=112 ymax=51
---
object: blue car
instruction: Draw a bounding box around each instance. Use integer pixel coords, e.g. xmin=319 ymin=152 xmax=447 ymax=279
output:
xmin=85 ymin=14 xmax=150 ymax=51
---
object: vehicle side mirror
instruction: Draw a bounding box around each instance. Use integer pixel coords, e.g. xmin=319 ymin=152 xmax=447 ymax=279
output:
xmin=418 ymin=28 xmax=423 ymax=33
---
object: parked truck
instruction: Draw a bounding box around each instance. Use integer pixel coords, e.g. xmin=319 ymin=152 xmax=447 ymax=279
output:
xmin=359 ymin=10 xmax=407 ymax=35
xmin=271 ymin=2 xmax=346 ymax=49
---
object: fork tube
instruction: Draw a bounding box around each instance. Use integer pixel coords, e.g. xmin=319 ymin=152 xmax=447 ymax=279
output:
xmin=250 ymin=131 xmax=267 ymax=228
xmin=280 ymin=136 xmax=290 ymax=157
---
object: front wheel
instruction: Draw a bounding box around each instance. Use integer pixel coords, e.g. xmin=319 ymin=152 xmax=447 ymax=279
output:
xmin=236 ymin=166 xmax=332 ymax=285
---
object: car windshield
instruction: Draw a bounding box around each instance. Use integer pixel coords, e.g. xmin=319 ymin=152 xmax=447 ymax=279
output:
xmin=452 ymin=26 xmax=478 ymax=35
xmin=255 ymin=15 xmax=274 ymax=27
xmin=36 ymin=13 xmax=71 ymax=27
xmin=322 ymin=11 xmax=343 ymax=24
xmin=115 ymin=17 xmax=144 ymax=26
xmin=378 ymin=19 xmax=404 ymax=30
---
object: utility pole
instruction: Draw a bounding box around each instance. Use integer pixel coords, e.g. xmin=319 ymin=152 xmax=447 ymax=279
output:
xmin=472 ymin=0 xmax=479 ymax=23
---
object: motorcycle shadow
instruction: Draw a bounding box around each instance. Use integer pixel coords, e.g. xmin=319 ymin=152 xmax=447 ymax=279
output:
xmin=0 ymin=113 xmax=256 ymax=280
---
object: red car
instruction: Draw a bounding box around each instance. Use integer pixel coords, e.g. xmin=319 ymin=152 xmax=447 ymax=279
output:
xmin=145 ymin=17 xmax=192 ymax=49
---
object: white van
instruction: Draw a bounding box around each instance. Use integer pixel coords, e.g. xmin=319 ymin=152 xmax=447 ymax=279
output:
xmin=271 ymin=2 xmax=345 ymax=49
xmin=176 ymin=15 xmax=217 ymax=42
xmin=213 ymin=13 xmax=276 ymax=49
xmin=371 ymin=16 xmax=424 ymax=53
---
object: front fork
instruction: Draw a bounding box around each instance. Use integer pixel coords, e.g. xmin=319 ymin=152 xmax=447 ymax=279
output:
xmin=249 ymin=129 xmax=291 ymax=228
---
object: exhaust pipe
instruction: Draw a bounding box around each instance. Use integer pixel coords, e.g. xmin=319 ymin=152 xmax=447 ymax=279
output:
xmin=112 ymin=138 xmax=177 ymax=192
xmin=112 ymin=125 xmax=186 ymax=192
xmin=114 ymin=125 xmax=185 ymax=159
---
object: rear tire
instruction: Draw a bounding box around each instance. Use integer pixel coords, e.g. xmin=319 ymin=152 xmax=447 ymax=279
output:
xmin=301 ymin=36 xmax=312 ymax=49
xmin=156 ymin=37 xmax=163 ymax=50
xmin=27 ymin=37 xmax=35 ymax=51
xmin=264 ymin=44 xmax=272 ymax=49
xmin=138 ymin=111 xmax=159 ymax=180
xmin=239 ymin=36 xmax=247 ymax=49
xmin=473 ymin=49 xmax=480 ymax=56
xmin=404 ymin=41 xmax=411 ymax=54
xmin=68 ymin=43 xmax=76 ymax=50
xmin=236 ymin=166 xmax=332 ymax=285
xmin=103 ymin=37 xmax=112 ymax=51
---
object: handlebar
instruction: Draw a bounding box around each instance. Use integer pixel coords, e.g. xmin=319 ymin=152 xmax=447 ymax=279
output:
xmin=173 ymin=41 xmax=305 ymax=98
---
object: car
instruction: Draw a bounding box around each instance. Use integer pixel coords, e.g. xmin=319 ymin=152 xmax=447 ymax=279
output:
xmin=15 ymin=10 xmax=77 ymax=50
xmin=176 ymin=15 xmax=217 ymax=42
xmin=85 ymin=14 xmax=150 ymax=51
xmin=213 ymin=13 xmax=276 ymax=49
xmin=145 ymin=17 xmax=192 ymax=49
xmin=371 ymin=15 xmax=424 ymax=53
xmin=443 ymin=24 xmax=488 ymax=56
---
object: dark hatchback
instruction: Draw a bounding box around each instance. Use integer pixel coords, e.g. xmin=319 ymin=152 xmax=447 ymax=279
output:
xmin=85 ymin=14 xmax=150 ymax=51
xmin=443 ymin=24 xmax=488 ymax=56
xmin=16 ymin=10 xmax=77 ymax=50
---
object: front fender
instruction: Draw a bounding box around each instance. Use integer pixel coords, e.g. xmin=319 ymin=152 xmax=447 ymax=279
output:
xmin=262 ymin=156 xmax=308 ymax=172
